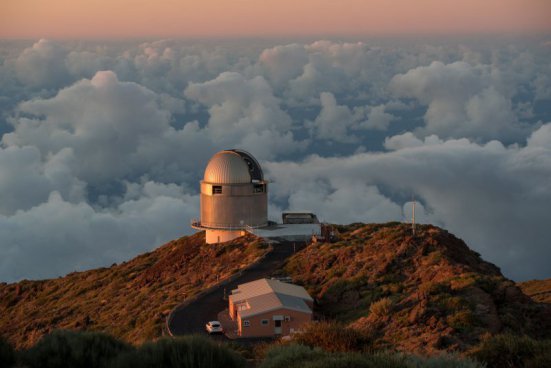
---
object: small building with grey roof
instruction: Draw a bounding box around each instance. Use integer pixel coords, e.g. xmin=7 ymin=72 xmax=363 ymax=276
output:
xmin=229 ymin=278 xmax=313 ymax=337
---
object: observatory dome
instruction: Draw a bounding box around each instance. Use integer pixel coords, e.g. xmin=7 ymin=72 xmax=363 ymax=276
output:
xmin=203 ymin=150 xmax=251 ymax=184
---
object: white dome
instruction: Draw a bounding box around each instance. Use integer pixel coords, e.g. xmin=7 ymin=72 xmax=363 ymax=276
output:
xmin=203 ymin=151 xmax=251 ymax=184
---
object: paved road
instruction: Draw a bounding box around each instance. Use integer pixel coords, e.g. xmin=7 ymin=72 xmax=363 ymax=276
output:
xmin=168 ymin=240 xmax=305 ymax=337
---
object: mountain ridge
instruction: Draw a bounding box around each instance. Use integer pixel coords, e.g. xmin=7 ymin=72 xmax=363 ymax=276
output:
xmin=1 ymin=222 xmax=549 ymax=355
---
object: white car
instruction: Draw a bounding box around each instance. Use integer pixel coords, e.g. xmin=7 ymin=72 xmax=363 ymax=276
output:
xmin=205 ymin=321 xmax=223 ymax=334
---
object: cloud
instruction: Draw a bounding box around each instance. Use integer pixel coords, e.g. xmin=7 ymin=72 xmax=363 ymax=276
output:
xmin=358 ymin=104 xmax=395 ymax=131
xmin=0 ymin=38 xmax=550 ymax=283
xmin=390 ymin=61 xmax=527 ymax=142
xmin=0 ymin=185 xmax=198 ymax=282
xmin=5 ymin=70 xmax=212 ymax=187
xmin=15 ymin=39 xmax=71 ymax=89
xmin=308 ymin=92 xmax=357 ymax=142
xmin=185 ymin=71 xmax=303 ymax=159
xmin=258 ymin=43 xmax=308 ymax=89
xmin=265 ymin=125 xmax=551 ymax=280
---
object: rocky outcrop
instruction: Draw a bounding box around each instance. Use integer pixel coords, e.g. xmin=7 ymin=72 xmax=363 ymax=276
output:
xmin=284 ymin=223 xmax=551 ymax=355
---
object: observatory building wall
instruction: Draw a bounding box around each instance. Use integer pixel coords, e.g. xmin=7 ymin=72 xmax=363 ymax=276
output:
xmin=193 ymin=149 xmax=268 ymax=244
xmin=200 ymin=182 xmax=268 ymax=229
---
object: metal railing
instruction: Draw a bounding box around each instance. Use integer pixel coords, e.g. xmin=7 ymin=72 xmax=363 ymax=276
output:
xmin=190 ymin=219 xmax=267 ymax=231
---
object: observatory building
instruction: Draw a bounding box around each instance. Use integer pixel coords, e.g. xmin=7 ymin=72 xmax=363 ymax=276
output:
xmin=192 ymin=149 xmax=268 ymax=244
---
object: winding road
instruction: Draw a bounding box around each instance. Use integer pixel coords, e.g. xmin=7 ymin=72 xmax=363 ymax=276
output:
xmin=168 ymin=240 xmax=305 ymax=337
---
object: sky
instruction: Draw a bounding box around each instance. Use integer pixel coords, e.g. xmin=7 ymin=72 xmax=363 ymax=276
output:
xmin=1 ymin=0 xmax=551 ymax=38
xmin=0 ymin=2 xmax=550 ymax=284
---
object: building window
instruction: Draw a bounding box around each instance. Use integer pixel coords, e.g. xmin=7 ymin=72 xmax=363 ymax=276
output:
xmin=261 ymin=319 xmax=269 ymax=325
xmin=253 ymin=184 xmax=264 ymax=193
xmin=212 ymin=186 xmax=222 ymax=194
xmin=243 ymin=320 xmax=250 ymax=327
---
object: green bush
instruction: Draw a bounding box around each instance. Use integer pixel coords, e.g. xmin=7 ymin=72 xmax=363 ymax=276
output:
xmin=469 ymin=333 xmax=551 ymax=368
xmin=0 ymin=336 xmax=15 ymax=368
xmin=260 ymin=344 xmax=483 ymax=368
xmin=406 ymin=353 xmax=484 ymax=368
xmin=111 ymin=335 xmax=245 ymax=368
xmin=21 ymin=329 xmax=132 ymax=368
xmin=259 ymin=344 xmax=324 ymax=368
xmin=293 ymin=322 xmax=373 ymax=352
xmin=259 ymin=344 xmax=405 ymax=368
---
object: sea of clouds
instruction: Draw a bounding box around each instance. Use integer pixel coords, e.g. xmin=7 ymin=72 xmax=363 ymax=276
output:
xmin=0 ymin=37 xmax=549 ymax=282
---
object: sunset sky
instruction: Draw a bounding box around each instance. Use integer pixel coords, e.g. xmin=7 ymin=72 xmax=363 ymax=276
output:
xmin=2 ymin=0 xmax=551 ymax=38
xmin=0 ymin=1 xmax=550 ymax=283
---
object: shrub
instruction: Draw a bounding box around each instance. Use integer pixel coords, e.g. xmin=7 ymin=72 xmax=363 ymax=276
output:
xmin=112 ymin=335 xmax=245 ymax=368
xmin=0 ymin=336 xmax=15 ymax=368
xmin=406 ymin=353 xmax=484 ymax=368
xmin=259 ymin=344 xmax=407 ymax=368
xmin=526 ymin=348 xmax=551 ymax=368
xmin=21 ymin=329 xmax=132 ymax=368
xmin=259 ymin=344 xmax=324 ymax=368
xmin=469 ymin=333 xmax=551 ymax=368
xmin=292 ymin=321 xmax=373 ymax=353
xmin=446 ymin=310 xmax=475 ymax=332
xmin=260 ymin=345 xmax=483 ymax=368
xmin=369 ymin=297 xmax=393 ymax=318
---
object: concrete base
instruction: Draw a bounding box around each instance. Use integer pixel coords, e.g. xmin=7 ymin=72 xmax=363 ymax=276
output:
xmin=206 ymin=229 xmax=246 ymax=244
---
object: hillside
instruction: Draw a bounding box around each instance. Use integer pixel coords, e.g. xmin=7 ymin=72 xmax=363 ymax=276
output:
xmin=0 ymin=232 xmax=268 ymax=349
xmin=2 ymin=222 xmax=550 ymax=356
xmin=518 ymin=278 xmax=551 ymax=304
xmin=283 ymin=223 xmax=551 ymax=354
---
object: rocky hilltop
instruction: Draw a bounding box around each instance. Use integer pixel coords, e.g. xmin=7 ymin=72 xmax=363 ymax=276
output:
xmin=1 ymin=222 xmax=549 ymax=355
xmin=0 ymin=233 xmax=267 ymax=349
xmin=518 ymin=278 xmax=551 ymax=304
xmin=283 ymin=223 xmax=551 ymax=354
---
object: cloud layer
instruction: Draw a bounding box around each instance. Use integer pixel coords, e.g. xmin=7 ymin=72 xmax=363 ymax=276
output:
xmin=0 ymin=37 xmax=550 ymax=282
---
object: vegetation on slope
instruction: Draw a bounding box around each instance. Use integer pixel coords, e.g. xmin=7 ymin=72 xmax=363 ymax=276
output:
xmin=280 ymin=321 xmax=551 ymax=367
xmin=259 ymin=344 xmax=485 ymax=368
xmin=4 ymin=330 xmax=244 ymax=368
xmin=283 ymin=223 xmax=551 ymax=354
xmin=518 ymin=278 xmax=551 ymax=304
xmin=0 ymin=232 xmax=268 ymax=348
xmin=11 ymin=329 xmax=541 ymax=368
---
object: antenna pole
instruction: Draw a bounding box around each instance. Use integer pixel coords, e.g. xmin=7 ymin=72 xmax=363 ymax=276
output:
xmin=412 ymin=196 xmax=416 ymax=236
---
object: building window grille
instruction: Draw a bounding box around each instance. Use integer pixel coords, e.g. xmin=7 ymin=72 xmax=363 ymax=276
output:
xmin=212 ymin=186 xmax=222 ymax=194
xmin=243 ymin=320 xmax=250 ymax=327
xmin=261 ymin=319 xmax=269 ymax=325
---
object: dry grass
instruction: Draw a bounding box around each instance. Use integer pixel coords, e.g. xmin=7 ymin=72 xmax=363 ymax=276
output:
xmin=0 ymin=232 xmax=268 ymax=349
xmin=284 ymin=223 xmax=551 ymax=354
xmin=518 ymin=279 xmax=551 ymax=303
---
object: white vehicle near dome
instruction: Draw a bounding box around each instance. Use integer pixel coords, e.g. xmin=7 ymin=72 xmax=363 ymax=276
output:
xmin=205 ymin=320 xmax=223 ymax=334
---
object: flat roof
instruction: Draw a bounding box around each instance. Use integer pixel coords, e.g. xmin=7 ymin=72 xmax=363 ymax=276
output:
xmin=249 ymin=223 xmax=321 ymax=239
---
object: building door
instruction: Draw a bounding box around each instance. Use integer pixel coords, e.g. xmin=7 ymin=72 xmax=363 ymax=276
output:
xmin=274 ymin=320 xmax=282 ymax=334
xmin=273 ymin=315 xmax=283 ymax=334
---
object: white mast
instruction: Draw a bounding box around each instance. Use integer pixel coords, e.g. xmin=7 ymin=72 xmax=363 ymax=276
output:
xmin=412 ymin=195 xmax=416 ymax=236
